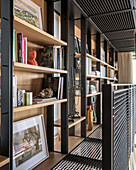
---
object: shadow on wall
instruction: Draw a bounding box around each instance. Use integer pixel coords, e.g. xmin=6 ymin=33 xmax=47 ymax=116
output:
xmin=118 ymin=52 xmax=133 ymax=84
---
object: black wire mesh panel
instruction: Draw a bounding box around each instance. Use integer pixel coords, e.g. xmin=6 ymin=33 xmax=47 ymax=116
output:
xmin=70 ymin=138 xmax=102 ymax=161
xmin=113 ymin=89 xmax=129 ymax=170
xmin=52 ymin=154 xmax=102 ymax=170
xmin=88 ymin=125 xmax=102 ymax=140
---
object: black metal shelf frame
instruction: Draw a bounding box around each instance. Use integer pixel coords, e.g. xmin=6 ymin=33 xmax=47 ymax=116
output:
xmin=102 ymin=84 xmax=136 ymax=170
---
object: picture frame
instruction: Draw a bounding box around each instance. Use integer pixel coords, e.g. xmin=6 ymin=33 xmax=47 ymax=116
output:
xmin=13 ymin=115 xmax=49 ymax=170
xmin=14 ymin=0 xmax=43 ymax=30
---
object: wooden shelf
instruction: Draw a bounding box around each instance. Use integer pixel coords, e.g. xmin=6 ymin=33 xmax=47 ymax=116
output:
xmin=101 ymin=61 xmax=115 ymax=69
xmin=86 ymin=53 xmax=101 ymax=62
xmin=14 ymin=62 xmax=67 ymax=74
xmin=87 ymin=75 xmax=101 ymax=79
xmin=13 ymin=16 xmax=67 ymax=46
xmin=86 ymin=92 xmax=101 ymax=97
xmin=54 ymin=116 xmax=86 ymax=129
xmin=101 ymin=76 xmax=114 ymax=81
xmin=75 ymin=53 xmax=101 ymax=62
xmin=75 ymin=92 xmax=101 ymax=97
xmin=114 ymin=79 xmax=118 ymax=81
xmin=14 ymin=99 xmax=67 ymax=113
xmin=107 ymin=64 xmax=115 ymax=69
xmin=0 ymin=156 xmax=9 ymax=167
xmin=114 ymin=68 xmax=118 ymax=71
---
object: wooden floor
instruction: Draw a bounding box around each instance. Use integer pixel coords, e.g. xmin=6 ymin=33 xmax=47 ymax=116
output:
xmin=34 ymin=124 xmax=99 ymax=170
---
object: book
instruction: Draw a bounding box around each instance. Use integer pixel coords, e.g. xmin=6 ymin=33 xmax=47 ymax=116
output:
xmin=74 ymin=36 xmax=79 ymax=53
xmin=13 ymin=76 xmax=17 ymax=107
xmin=17 ymin=33 xmax=24 ymax=63
xmin=23 ymin=37 xmax=27 ymax=64
xmin=13 ymin=30 xmax=17 ymax=62
xmin=88 ymin=58 xmax=92 ymax=75
xmin=60 ymin=77 xmax=64 ymax=99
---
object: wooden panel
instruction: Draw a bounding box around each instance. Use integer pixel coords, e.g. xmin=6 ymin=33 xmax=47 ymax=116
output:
xmin=14 ymin=70 xmax=44 ymax=96
xmin=0 ymin=156 xmax=9 ymax=167
xmin=75 ymin=26 xmax=81 ymax=39
xmin=13 ymin=16 xmax=67 ymax=46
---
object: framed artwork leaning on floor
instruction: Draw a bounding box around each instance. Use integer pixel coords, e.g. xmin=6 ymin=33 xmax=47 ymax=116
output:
xmin=13 ymin=115 xmax=49 ymax=170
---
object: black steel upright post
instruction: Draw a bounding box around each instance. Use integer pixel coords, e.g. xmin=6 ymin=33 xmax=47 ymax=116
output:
xmin=81 ymin=15 xmax=87 ymax=138
xmin=61 ymin=0 xmax=68 ymax=154
xmin=87 ymin=32 xmax=91 ymax=55
xmin=104 ymin=40 xmax=108 ymax=84
xmin=47 ymin=1 xmax=54 ymax=152
xmin=102 ymin=84 xmax=113 ymax=170
xmin=68 ymin=7 xmax=75 ymax=136
xmin=47 ymin=0 xmax=54 ymax=35
xmin=1 ymin=0 xmax=13 ymax=169
xmin=96 ymin=32 xmax=101 ymax=124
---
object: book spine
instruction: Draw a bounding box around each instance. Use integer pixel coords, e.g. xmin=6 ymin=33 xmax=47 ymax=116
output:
xmin=17 ymin=33 xmax=23 ymax=63
xmin=61 ymin=77 xmax=64 ymax=99
xmin=17 ymin=89 xmax=22 ymax=106
xmin=57 ymin=48 xmax=60 ymax=69
xmin=24 ymin=37 xmax=27 ymax=64
xmin=13 ymin=30 xmax=16 ymax=62
xmin=13 ymin=76 xmax=17 ymax=107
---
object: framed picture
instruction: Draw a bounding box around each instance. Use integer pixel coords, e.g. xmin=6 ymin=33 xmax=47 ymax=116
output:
xmin=14 ymin=0 xmax=43 ymax=30
xmin=13 ymin=115 xmax=49 ymax=170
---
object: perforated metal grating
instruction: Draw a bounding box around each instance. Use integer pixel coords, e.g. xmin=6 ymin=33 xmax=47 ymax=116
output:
xmin=52 ymin=154 xmax=102 ymax=170
xmin=71 ymin=138 xmax=102 ymax=160
xmin=74 ymin=0 xmax=136 ymax=52
xmin=88 ymin=125 xmax=102 ymax=140
xmin=52 ymin=125 xmax=102 ymax=170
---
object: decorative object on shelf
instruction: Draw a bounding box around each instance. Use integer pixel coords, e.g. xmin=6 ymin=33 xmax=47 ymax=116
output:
xmin=37 ymin=47 xmax=54 ymax=68
xmin=13 ymin=115 xmax=49 ymax=170
xmin=92 ymin=49 xmax=96 ymax=57
xmin=17 ymin=89 xmax=25 ymax=106
xmin=25 ymin=92 xmax=33 ymax=106
xmin=14 ymin=0 xmax=43 ymax=30
xmin=40 ymin=88 xmax=53 ymax=98
xmin=43 ymin=77 xmax=64 ymax=100
xmin=27 ymin=51 xmax=38 ymax=66
xmin=87 ymin=106 xmax=93 ymax=131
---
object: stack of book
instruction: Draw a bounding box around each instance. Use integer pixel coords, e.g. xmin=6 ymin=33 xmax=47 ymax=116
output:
xmin=13 ymin=30 xmax=27 ymax=63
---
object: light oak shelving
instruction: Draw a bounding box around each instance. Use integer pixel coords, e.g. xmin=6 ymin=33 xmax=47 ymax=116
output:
xmin=13 ymin=16 xmax=67 ymax=46
xmin=13 ymin=99 xmax=67 ymax=113
xmin=14 ymin=62 xmax=67 ymax=74
xmin=0 ymin=156 xmax=9 ymax=168
xmin=54 ymin=116 xmax=86 ymax=129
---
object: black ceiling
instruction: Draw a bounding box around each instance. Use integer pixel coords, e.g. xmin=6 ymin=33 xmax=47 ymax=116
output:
xmin=74 ymin=0 xmax=136 ymax=52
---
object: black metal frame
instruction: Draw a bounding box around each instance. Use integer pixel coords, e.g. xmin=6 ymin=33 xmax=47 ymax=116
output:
xmin=1 ymin=0 xmax=13 ymax=169
xmin=102 ymin=84 xmax=136 ymax=170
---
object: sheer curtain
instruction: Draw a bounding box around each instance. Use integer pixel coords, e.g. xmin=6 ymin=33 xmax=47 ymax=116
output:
xmin=118 ymin=52 xmax=133 ymax=84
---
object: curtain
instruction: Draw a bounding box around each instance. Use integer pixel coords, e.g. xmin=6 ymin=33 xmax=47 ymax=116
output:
xmin=118 ymin=52 xmax=133 ymax=84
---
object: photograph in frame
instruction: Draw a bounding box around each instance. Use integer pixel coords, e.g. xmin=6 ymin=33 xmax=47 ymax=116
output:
xmin=13 ymin=115 xmax=49 ymax=170
xmin=14 ymin=0 xmax=43 ymax=30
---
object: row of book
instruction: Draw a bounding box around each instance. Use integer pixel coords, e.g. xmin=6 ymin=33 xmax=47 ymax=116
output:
xmin=13 ymin=75 xmax=65 ymax=107
xmin=101 ymin=66 xmax=106 ymax=77
xmin=108 ymin=69 xmax=114 ymax=78
xmin=37 ymin=46 xmax=65 ymax=70
xmin=13 ymin=30 xmax=27 ymax=63
xmin=13 ymin=76 xmax=33 ymax=107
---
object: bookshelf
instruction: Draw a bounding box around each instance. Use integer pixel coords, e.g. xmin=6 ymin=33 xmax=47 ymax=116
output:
xmin=0 ymin=156 xmax=10 ymax=168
